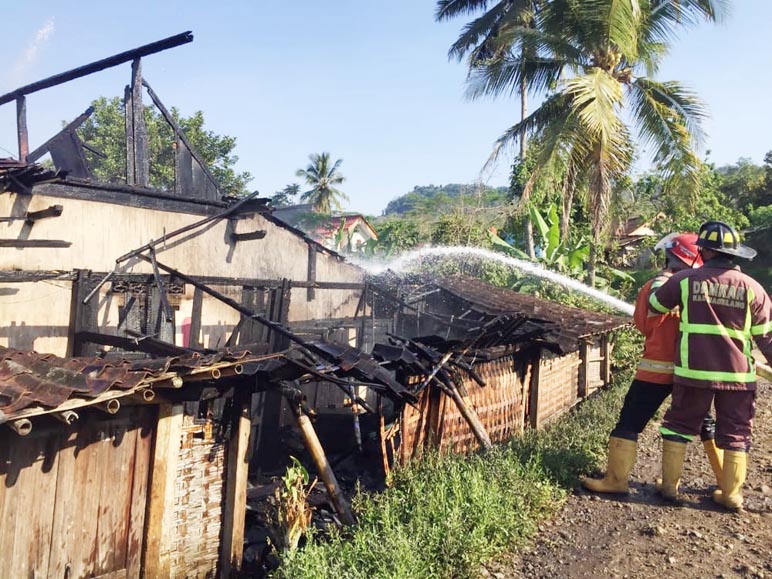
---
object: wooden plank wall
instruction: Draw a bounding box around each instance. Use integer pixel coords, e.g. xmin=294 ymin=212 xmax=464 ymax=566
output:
xmin=0 ymin=407 xmax=154 ymax=579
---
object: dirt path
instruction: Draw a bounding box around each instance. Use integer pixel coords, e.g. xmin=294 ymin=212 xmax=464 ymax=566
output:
xmin=495 ymin=381 xmax=772 ymax=579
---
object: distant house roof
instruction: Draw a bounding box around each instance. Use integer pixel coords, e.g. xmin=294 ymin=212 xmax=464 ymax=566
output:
xmin=270 ymin=206 xmax=378 ymax=248
xmin=316 ymin=214 xmax=378 ymax=240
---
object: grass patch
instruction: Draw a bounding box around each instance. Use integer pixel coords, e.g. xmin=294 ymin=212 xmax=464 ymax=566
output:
xmin=276 ymin=329 xmax=641 ymax=579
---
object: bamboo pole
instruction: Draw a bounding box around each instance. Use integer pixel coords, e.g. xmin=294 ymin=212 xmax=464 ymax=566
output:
xmin=8 ymin=419 xmax=32 ymax=436
xmin=443 ymin=382 xmax=492 ymax=451
xmin=282 ymin=384 xmax=355 ymax=525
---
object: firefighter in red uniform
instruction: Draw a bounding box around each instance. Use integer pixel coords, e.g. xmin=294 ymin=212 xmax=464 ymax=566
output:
xmin=582 ymin=233 xmax=724 ymax=493
xmin=650 ymin=221 xmax=772 ymax=510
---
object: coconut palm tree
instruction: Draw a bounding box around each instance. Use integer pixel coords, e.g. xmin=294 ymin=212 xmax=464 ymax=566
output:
xmin=468 ymin=0 xmax=724 ymax=284
xmin=436 ymin=0 xmax=553 ymax=259
xmin=295 ymin=152 xmax=349 ymax=214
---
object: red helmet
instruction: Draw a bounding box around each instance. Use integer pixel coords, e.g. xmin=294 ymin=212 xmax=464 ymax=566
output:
xmin=655 ymin=232 xmax=703 ymax=268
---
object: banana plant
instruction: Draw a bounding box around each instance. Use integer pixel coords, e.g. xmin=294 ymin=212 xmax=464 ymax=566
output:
xmin=489 ymin=202 xmax=633 ymax=289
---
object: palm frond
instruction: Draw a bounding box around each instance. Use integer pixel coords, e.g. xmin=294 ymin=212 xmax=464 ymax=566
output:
xmin=465 ymin=54 xmax=564 ymax=99
xmin=644 ymin=0 xmax=727 ymax=43
xmin=435 ymin=0 xmax=492 ymax=21
xmin=564 ymin=69 xmax=624 ymax=142
xmin=611 ymin=0 xmax=642 ymax=56
xmin=628 ymin=77 xmax=705 ymax=194
xmin=448 ymin=1 xmax=519 ymax=60
xmin=485 ymin=92 xmax=573 ymax=167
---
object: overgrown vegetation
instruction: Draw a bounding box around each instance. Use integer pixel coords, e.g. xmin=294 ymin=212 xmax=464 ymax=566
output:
xmin=277 ymin=329 xmax=642 ymax=579
xmin=77 ymin=96 xmax=252 ymax=196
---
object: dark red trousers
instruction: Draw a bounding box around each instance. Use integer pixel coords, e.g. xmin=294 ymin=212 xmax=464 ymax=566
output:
xmin=663 ymin=385 xmax=756 ymax=451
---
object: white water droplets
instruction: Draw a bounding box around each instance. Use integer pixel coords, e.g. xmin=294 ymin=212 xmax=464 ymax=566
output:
xmin=363 ymin=246 xmax=635 ymax=316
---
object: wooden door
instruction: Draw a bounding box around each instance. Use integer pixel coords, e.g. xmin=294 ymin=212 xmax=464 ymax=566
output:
xmin=0 ymin=407 xmax=154 ymax=579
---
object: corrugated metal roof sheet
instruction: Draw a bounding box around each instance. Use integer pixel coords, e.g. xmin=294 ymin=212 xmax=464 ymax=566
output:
xmin=0 ymin=158 xmax=62 ymax=191
xmin=0 ymin=345 xmax=271 ymax=423
xmin=429 ymin=275 xmax=630 ymax=352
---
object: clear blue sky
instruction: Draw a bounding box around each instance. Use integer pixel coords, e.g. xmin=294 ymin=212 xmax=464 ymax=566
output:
xmin=1 ymin=1 xmax=771 ymax=216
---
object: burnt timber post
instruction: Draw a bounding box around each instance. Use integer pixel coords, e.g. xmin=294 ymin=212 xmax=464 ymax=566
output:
xmin=16 ymin=96 xmax=28 ymax=161
xmin=125 ymin=58 xmax=149 ymax=187
xmin=221 ymin=389 xmax=252 ymax=576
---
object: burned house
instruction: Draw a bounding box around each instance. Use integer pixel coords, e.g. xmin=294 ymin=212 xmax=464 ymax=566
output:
xmin=1 ymin=32 xmax=630 ymax=579
xmin=370 ymin=275 xmax=629 ymax=466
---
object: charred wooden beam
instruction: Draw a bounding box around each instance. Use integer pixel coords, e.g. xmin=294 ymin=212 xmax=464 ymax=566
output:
xmin=33 ymin=181 xmax=227 ymax=213
xmin=24 ymin=204 xmax=63 ymax=224
xmin=143 ymin=79 xmax=221 ymax=196
xmin=0 ymin=269 xmax=367 ymax=291
xmin=149 ymin=248 xmax=174 ymax=323
xmin=0 ymin=32 xmax=194 ymax=105
xmin=229 ymin=230 xmax=266 ymax=242
xmin=27 ymin=107 xmax=94 ymax=163
xmin=76 ymin=330 xmax=205 ymax=356
xmin=16 ymin=96 xmax=28 ymax=160
xmin=0 ymin=239 xmax=70 ymax=248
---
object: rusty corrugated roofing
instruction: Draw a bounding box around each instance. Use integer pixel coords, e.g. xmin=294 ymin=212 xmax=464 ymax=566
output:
xmin=0 ymin=345 xmax=270 ymax=422
xmin=428 ymin=275 xmax=630 ymax=353
xmin=0 ymin=158 xmax=62 ymax=191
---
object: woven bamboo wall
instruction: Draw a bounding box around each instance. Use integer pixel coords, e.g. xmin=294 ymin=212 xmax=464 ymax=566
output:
xmin=532 ymin=351 xmax=582 ymax=427
xmin=399 ymin=356 xmax=531 ymax=462
xmin=397 ymin=334 xmax=614 ymax=463
xmin=170 ymin=415 xmax=226 ymax=579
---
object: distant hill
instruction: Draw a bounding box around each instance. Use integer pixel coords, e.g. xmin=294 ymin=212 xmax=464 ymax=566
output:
xmin=383 ymin=184 xmax=511 ymax=216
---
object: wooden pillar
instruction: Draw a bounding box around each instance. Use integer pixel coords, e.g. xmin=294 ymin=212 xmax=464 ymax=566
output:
xmin=579 ymin=340 xmax=590 ymax=398
xmin=307 ymin=245 xmax=317 ymax=301
xmin=528 ymin=352 xmax=542 ymax=429
xmin=220 ymin=392 xmax=251 ymax=577
xmin=16 ymin=96 xmax=28 ymax=161
xmin=125 ymin=58 xmax=148 ymax=186
xmin=124 ymin=83 xmax=135 ymax=185
xmin=143 ymin=404 xmax=183 ymax=578
xmin=289 ymin=402 xmax=355 ymax=525
xmin=188 ymin=287 xmax=203 ymax=348
xmin=66 ymin=270 xmax=100 ymax=357
xmin=601 ymin=335 xmax=612 ymax=385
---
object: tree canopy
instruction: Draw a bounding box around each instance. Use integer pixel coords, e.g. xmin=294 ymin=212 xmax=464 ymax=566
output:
xmin=383 ymin=184 xmax=509 ymax=216
xmin=296 ymin=152 xmax=349 ymax=214
xmin=442 ymin=0 xmax=725 ymax=283
xmin=77 ymin=96 xmax=252 ymax=196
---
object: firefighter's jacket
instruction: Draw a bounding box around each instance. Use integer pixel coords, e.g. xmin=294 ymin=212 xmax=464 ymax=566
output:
xmin=649 ymin=258 xmax=772 ymax=391
xmin=633 ymin=272 xmax=679 ymax=384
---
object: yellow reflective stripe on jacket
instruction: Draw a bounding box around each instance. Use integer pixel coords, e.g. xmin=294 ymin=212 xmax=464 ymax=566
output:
xmin=637 ymin=359 xmax=674 ymax=374
xmin=674 ymin=277 xmax=756 ymax=383
xmin=674 ymin=366 xmax=756 ymax=382
xmin=650 ymin=291 xmax=670 ymax=314
xmin=680 ymin=322 xmax=749 ymax=341
xmin=679 ymin=279 xmax=690 ymax=376
xmin=751 ymin=318 xmax=772 ymax=335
